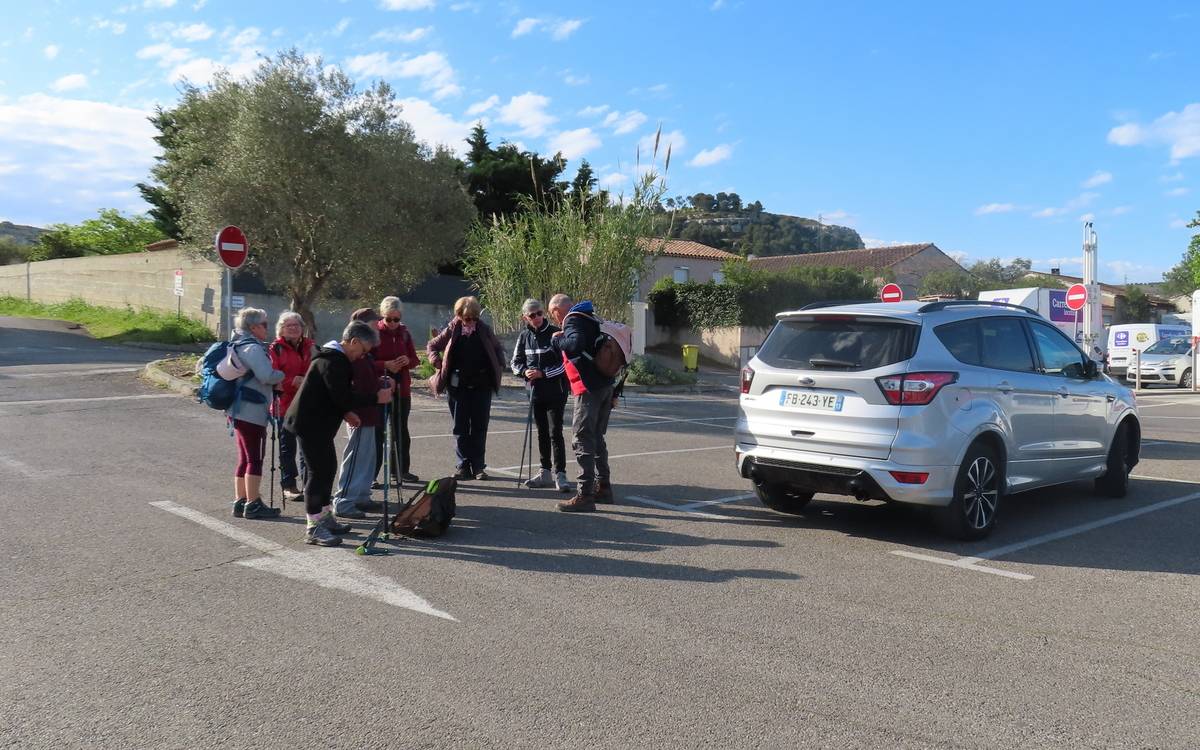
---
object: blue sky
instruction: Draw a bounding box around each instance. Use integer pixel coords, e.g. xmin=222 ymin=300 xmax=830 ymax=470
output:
xmin=1 ymin=0 xmax=1198 ymax=283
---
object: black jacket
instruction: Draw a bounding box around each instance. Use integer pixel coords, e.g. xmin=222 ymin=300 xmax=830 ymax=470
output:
xmin=510 ymin=319 xmax=568 ymax=402
xmin=555 ymin=310 xmax=614 ymax=393
xmin=283 ymin=345 xmax=379 ymax=439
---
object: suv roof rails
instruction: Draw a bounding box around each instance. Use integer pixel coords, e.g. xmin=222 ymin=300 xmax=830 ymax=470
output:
xmin=799 ymin=299 xmax=878 ymax=310
xmin=918 ymin=299 xmax=1038 ymax=315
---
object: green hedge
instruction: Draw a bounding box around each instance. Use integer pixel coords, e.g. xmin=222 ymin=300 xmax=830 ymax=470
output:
xmin=649 ymin=262 xmax=879 ymax=330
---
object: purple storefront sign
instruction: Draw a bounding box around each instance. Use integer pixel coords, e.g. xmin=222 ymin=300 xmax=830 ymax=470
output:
xmin=1046 ymin=289 xmax=1077 ymax=323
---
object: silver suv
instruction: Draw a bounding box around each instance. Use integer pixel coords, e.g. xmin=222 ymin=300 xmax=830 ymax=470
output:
xmin=735 ymin=300 xmax=1140 ymax=539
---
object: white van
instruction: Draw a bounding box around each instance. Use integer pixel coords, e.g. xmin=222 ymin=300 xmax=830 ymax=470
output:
xmin=1107 ymin=323 xmax=1192 ymax=377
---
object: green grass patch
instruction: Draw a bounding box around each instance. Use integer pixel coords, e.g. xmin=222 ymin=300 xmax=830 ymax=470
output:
xmin=625 ymin=355 xmax=698 ymax=386
xmin=0 ymin=296 xmax=215 ymax=344
xmin=411 ymin=354 xmax=436 ymax=380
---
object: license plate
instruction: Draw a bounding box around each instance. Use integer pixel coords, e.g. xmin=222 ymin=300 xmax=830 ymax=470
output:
xmin=778 ymin=390 xmax=844 ymax=411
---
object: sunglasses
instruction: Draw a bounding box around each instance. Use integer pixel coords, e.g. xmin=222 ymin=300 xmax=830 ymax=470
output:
xmin=527 ymin=311 xmax=544 ymax=319
xmin=385 ymin=317 xmax=402 ymax=323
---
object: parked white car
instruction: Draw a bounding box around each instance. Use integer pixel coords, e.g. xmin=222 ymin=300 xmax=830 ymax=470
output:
xmin=1128 ymin=336 xmax=1194 ymax=389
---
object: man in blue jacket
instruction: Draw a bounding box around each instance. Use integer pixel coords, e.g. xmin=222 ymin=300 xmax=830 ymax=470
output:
xmin=549 ymin=295 xmax=616 ymax=512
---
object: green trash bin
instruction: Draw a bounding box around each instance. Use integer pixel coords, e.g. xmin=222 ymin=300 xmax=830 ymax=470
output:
xmin=681 ymin=344 xmax=699 ymax=372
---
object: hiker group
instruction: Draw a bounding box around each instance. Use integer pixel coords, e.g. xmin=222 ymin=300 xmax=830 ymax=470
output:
xmin=200 ymin=293 xmax=628 ymax=548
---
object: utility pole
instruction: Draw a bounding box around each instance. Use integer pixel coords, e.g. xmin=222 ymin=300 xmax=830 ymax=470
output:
xmin=1082 ymin=221 xmax=1099 ymax=351
xmin=817 ymin=213 xmax=824 ymax=253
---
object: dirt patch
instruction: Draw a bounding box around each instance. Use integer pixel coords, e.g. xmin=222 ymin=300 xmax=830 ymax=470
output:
xmin=160 ymin=355 xmax=200 ymax=382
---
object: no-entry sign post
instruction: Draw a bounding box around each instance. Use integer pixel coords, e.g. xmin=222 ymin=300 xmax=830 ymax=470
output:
xmin=880 ymin=283 xmax=903 ymax=303
xmin=215 ymin=226 xmax=248 ymax=338
xmin=1066 ymin=283 xmax=1087 ymax=346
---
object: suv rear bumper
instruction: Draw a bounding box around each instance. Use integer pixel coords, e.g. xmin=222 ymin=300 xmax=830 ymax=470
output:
xmin=736 ymin=443 xmax=956 ymax=507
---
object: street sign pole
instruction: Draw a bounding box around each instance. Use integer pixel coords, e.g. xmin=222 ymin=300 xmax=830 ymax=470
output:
xmin=224 ymin=267 xmax=232 ymax=338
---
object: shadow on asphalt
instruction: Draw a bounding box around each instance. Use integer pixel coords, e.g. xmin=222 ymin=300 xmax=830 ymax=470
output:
xmin=383 ymin=505 xmax=800 ymax=584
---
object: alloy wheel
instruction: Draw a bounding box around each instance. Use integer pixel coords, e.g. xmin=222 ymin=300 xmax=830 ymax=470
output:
xmin=962 ymin=456 xmax=998 ymax=530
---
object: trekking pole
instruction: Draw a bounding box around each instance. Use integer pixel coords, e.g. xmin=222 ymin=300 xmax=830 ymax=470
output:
xmin=526 ymin=390 xmax=535 ymax=482
xmin=269 ymin=393 xmax=279 ymax=510
xmin=356 ymin=403 xmax=391 ymax=556
xmin=516 ymin=386 xmax=533 ymax=487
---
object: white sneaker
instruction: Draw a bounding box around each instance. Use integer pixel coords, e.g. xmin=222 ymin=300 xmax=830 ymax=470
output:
xmin=524 ymin=468 xmax=553 ymax=488
xmin=555 ymin=472 xmax=573 ymax=493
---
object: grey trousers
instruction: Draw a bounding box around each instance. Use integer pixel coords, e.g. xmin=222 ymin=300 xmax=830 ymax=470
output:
xmin=571 ymin=385 xmax=613 ymax=494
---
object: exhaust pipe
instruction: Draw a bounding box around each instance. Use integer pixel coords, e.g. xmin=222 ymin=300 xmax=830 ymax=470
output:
xmin=847 ymin=479 xmax=870 ymax=502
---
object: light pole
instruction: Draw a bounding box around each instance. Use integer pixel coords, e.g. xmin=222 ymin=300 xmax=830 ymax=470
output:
xmin=1082 ymin=222 xmax=1099 ymax=351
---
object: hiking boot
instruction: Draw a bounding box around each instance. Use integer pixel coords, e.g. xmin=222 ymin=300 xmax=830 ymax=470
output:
xmin=554 ymin=472 xmax=573 ymax=493
xmin=356 ymin=500 xmax=384 ymax=513
xmin=401 ymin=472 xmax=420 ymax=483
xmin=595 ymin=481 xmax=615 ymax=504
xmin=475 ymin=470 xmax=490 ymax=481
xmin=231 ymin=497 xmax=247 ymax=518
xmin=453 ymin=466 xmax=473 ymax=480
xmin=305 ymin=524 xmax=342 ymax=547
xmin=321 ymin=515 xmax=353 ymax=535
xmin=524 ymin=468 xmax=553 ymax=489
xmin=243 ymin=498 xmax=281 ymax=519
xmin=334 ymin=507 xmax=366 ymax=520
xmin=557 ymin=490 xmax=596 ymax=513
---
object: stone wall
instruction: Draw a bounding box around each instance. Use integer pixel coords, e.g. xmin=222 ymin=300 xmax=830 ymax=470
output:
xmin=0 ymin=248 xmax=224 ymax=333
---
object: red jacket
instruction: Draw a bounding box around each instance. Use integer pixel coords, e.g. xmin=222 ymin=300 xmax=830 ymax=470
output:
xmin=373 ymin=320 xmax=420 ymax=398
xmin=269 ymin=336 xmax=315 ymax=416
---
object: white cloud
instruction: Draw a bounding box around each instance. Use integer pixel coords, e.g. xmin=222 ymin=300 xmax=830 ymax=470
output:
xmin=638 ymin=128 xmax=685 ymax=158
xmin=511 ymin=17 xmax=584 ymax=40
xmin=945 ymin=249 xmax=969 ymax=264
xmin=143 ymin=0 xmax=177 ymax=8
xmin=1079 ymin=212 xmax=1096 ymax=222
xmin=92 ymin=19 xmax=128 ymax=34
xmin=345 ymin=51 xmax=460 ymax=99
xmin=1111 ymin=205 xmax=1133 ymax=216
xmin=497 ymin=92 xmax=556 ymax=137
xmin=1169 ymin=218 xmax=1188 ymax=229
xmin=331 ymin=18 xmax=352 ymax=36
xmin=371 ymin=26 xmax=432 ymax=42
xmin=1032 ymin=192 xmax=1098 ymax=218
xmin=1107 ymin=103 xmax=1200 ymax=160
xmin=577 ymin=104 xmax=609 ymax=117
xmin=863 ymin=237 xmax=912 ymax=249
xmin=1160 ymin=171 xmax=1184 ymax=182
xmin=175 ymin=22 xmax=214 ymax=41
xmin=688 ymin=143 xmax=732 ymax=167
xmin=547 ymin=127 xmax=601 ymax=159
xmin=511 ymin=18 xmax=540 ymax=37
xmin=820 ymin=209 xmax=853 ymax=224
xmin=397 ymin=97 xmax=472 ymax=155
xmin=1081 ymin=170 xmax=1112 ymax=188
xmin=379 ymin=0 xmax=435 ymax=9
xmin=599 ymin=172 xmax=627 ymax=188
xmin=562 ymin=70 xmax=589 ymax=86
xmin=1165 ymin=186 xmax=1189 ymax=197
xmin=168 ymin=57 xmax=220 ymax=84
xmin=43 ymin=45 xmax=60 ymax=60
xmin=711 ymin=0 xmax=726 ymax=8
xmin=549 ymin=19 xmax=583 ymax=40
xmin=974 ymin=202 xmax=1016 ymax=215
xmin=464 ymin=94 xmax=498 ymax=116
xmin=0 ymin=94 xmax=157 ymax=194
xmin=449 ymin=2 xmax=480 ymax=10
xmin=51 ymin=74 xmax=88 ymax=92
xmin=602 ymin=110 xmax=646 ymax=135
xmin=137 ymin=42 xmax=192 ymax=67
xmin=193 ymin=0 xmax=208 ymax=8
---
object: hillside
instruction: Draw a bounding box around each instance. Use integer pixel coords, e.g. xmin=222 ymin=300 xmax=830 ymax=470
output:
xmin=0 ymin=221 xmax=44 ymax=245
xmin=653 ymin=198 xmax=864 ymax=257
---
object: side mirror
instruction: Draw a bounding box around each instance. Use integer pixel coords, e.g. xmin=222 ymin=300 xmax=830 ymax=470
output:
xmin=1083 ymin=359 xmax=1099 ymax=379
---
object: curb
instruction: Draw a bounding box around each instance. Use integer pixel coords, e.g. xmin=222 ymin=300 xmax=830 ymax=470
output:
xmin=123 ymin=341 xmax=213 ymax=354
xmin=143 ymin=359 xmax=199 ymax=397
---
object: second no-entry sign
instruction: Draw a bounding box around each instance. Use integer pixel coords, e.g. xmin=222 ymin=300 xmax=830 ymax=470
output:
xmin=1066 ymin=283 xmax=1087 ymax=311
xmin=880 ymin=283 xmax=903 ymax=303
xmin=215 ymin=225 xmax=248 ymax=269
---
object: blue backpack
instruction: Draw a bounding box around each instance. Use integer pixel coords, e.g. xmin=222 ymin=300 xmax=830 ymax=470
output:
xmin=196 ymin=341 xmax=266 ymax=414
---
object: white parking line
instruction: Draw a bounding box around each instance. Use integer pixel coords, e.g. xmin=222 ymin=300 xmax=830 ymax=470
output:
xmin=681 ymin=492 xmax=755 ymax=510
xmin=1 ymin=366 xmax=143 ymax=379
xmin=890 ymin=551 xmax=1035 ymax=581
xmin=487 ymin=444 xmax=729 ymax=477
xmin=0 ymin=393 xmax=177 ymax=407
xmin=1136 ymin=399 xmax=1200 ymax=408
xmin=626 ymin=495 xmax=727 ymax=519
xmin=409 ymin=415 xmax=735 ymax=441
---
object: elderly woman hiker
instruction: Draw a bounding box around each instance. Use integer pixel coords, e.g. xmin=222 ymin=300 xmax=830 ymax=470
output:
xmin=228 ymin=307 xmax=286 ymax=520
xmin=427 ymin=296 xmax=505 ymax=480
xmin=284 ymin=321 xmax=393 ymax=547
xmin=269 ymin=311 xmax=317 ymax=500
xmin=511 ymin=298 xmax=572 ymax=492
xmin=372 ymin=296 xmax=421 ymax=487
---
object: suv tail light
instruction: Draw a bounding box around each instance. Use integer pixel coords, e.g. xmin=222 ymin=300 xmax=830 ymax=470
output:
xmin=875 ymin=371 xmax=957 ymax=405
xmin=740 ymin=366 xmax=755 ymax=394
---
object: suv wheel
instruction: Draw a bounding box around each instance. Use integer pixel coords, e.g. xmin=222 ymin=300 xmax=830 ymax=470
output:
xmin=753 ymin=481 xmax=814 ymax=515
xmin=937 ymin=443 xmax=1002 ymax=540
xmin=1094 ymin=423 xmax=1131 ymax=498
xmin=1179 ymin=368 xmax=1193 ymax=390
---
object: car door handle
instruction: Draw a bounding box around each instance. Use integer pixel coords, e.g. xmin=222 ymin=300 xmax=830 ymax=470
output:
xmin=1057 ymin=386 xmax=1070 ymax=398
xmin=1104 ymin=393 xmax=1116 ymax=402
xmin=996 ymin=383 xmax=1014 ymax=393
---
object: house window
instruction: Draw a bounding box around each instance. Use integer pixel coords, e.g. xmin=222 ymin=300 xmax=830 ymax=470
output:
xmin=673 ymin=266 xmax=690 ymax=283
xmin=712 ymin=270 xmax=725 ymax=285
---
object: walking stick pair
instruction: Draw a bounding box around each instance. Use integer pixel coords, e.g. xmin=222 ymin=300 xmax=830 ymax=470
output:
xmin=357 ymin=401 xmax=393 ymax=555
xmin=515 ymin=386 xmax=535 ymax=488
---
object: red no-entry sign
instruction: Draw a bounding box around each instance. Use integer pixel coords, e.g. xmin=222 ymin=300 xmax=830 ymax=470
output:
xmin=215 ymin=225 xmax=248 ymax=269
xmin=880 ymin=283 xmax=903 ymax=303
xmin=1066 ymin=283 xmax=1087 ymax=311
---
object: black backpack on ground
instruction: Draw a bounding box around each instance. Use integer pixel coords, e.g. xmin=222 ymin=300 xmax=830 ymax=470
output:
xmin=390 ymin=477 xmax=457 ymax=538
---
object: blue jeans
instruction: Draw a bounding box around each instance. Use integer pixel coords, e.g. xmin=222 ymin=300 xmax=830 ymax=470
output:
xmin=333 ymin=424 xmax=376 ymax=514
xmin=448 ymin=387 xmax=492 ymax=473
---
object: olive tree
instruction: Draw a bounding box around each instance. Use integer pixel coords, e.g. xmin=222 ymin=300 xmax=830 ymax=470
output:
xmin=149 ymin=49 xmax=475 ymax=333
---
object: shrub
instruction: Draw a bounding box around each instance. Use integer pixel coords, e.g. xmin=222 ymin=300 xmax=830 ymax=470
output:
xmin=625 ymin=355 xmax=697 ymax=386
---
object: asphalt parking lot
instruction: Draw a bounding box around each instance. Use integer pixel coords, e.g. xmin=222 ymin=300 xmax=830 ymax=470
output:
xmin=4 ymin=318 xmax=1200 ymax=748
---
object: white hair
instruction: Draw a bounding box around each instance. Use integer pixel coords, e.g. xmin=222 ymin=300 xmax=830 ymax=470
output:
xmin=275 ymin=311 xmax=305 ymax=337
xmin=521 ymin=298 xmax=544 ymax=315
xmin=379 ymin=296 xmax=403 ymax=316
xmin=234 ymin=307 xmax=268 ymax=333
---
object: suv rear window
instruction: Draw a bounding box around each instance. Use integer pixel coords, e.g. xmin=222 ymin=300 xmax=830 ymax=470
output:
xmin=757 ymin=317 xmax=918 ymax=371
xmin=935 ymin=317 xmax=1035 ymax=372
